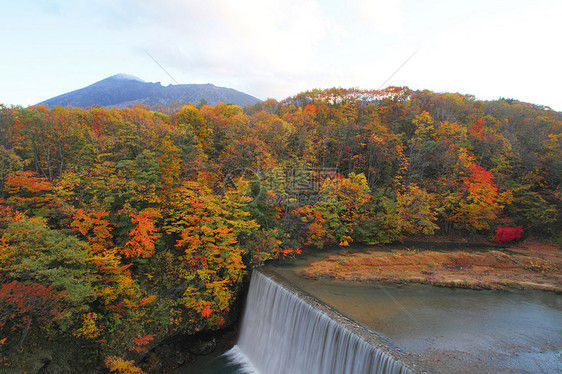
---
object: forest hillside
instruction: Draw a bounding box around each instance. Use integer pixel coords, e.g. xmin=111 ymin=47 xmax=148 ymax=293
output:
xmin=0 ymin=87 xmax=560 ymax=372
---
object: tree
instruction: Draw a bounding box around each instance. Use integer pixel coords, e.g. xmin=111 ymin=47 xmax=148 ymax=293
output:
xmin=392 ymin=184 xmax=439 ymax=236
xmin=0 ymin=217 xmax=97 ymax=306
xmin=293 ymin=173 xmax=372 ymax=247
xmin=173 ymin=104 xmax=211 ymax=151
xmin=163 ymin=180 xmax=257 ymax=328
xmin=3 ymin=170 xmax=52 ymax=214
xmin=494 ymin=220 xmax=523 ymax=243
xmin=122 ymin=212 xmax=159 ymax=258
xmin=0 ymin=281 xmax=66 ymax=354
xmin=439 ymin=148 xmax=512 ymax=231
xmin=0 ymin=146 xmax=23 ymax=199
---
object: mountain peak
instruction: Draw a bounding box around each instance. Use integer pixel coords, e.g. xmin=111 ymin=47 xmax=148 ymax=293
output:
xmin=39 ymin=74 xmax=262 ymax=108
xmin=109 ymin=73 xmax=145 ymax=82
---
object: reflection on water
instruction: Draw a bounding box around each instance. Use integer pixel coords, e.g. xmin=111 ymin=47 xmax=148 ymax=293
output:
xmin=181 ymin=350 xmax=242 ymax=374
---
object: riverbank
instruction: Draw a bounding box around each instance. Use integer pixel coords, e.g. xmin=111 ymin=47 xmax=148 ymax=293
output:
xmin=299 ymin=239 xmax=561 ymax=292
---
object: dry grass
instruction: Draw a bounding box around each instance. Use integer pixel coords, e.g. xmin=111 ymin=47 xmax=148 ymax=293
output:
xmin=299 ymin=243 xmax=562 ymax=292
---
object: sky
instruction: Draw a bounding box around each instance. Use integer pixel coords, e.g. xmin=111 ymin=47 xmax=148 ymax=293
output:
xmin=1 ymin=0 xmax=561 ymax=111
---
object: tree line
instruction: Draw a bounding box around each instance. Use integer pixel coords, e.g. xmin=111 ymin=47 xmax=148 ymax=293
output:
xmin=0 ymin=86 xmax=560 ymax=372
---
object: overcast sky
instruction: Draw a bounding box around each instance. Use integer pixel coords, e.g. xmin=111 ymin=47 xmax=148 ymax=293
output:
xmin=1 ymin=0 xmax=561 ymax=110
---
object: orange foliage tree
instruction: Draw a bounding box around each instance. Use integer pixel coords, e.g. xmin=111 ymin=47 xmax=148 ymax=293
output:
xmin=163 ymin=180 xmax=258 ymax=328
xmin=122 ymin=212 xmax=160 ymax=258
xmin=3 ymin=170 xmax=52 ymax=213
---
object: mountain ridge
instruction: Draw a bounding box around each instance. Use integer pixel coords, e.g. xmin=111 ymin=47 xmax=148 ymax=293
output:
xmin=39 ymin=74 xmax=262 ymax=108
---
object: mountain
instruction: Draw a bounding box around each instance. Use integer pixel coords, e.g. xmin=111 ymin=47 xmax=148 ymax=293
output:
xmin=39 ymin=74 xmax=262 ymax=108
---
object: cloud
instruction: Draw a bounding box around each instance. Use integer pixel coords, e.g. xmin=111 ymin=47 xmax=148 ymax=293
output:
xmin=112 ymin=0 xmax=340 ymax=98
xmin=4 ymin=0 xmax=411 ymax=101
xmin=348 ymin=0 xmax=405 ymax=36
xmin=390 ymin=0 xmax=562 ymax=109
xmin=1 ymin=0 xmax=561 ymax=109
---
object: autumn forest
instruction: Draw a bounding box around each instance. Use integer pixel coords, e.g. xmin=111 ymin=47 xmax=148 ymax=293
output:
xmin=0 ymin=87 xmax=560 ymax=372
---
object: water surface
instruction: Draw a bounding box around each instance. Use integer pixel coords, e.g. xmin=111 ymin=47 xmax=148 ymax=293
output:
xmin=183 ymin=246 xmax=562 ymax=373
xmin=269 ymin=247 xmax=562 ymax=373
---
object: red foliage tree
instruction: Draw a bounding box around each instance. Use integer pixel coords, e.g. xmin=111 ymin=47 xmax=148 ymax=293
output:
xmin=0 ymin=281 xmax=66 ymax=353
xmin=494 ymin=225 xmax=523 ymax=243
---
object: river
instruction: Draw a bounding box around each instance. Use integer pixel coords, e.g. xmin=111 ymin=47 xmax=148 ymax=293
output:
xmin=185 ymin=246 xmax=562 ymax=373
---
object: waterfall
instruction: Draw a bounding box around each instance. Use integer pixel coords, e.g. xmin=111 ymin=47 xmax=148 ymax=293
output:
xmin=226 ymin=270 xmax=426 ymax=374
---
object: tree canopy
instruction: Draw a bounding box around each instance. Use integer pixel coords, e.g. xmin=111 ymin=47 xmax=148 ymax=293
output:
xmin=0 ymin=88 xmax=560 ymax=371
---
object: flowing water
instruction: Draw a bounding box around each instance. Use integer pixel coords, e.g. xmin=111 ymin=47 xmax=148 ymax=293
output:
xmin=225 ymin=270 xmax=419 ymax=374
xmin=184 ymin=246 xmax=562 ymax=373
xmin=270 ymin=248 xmax=562 ymax=373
